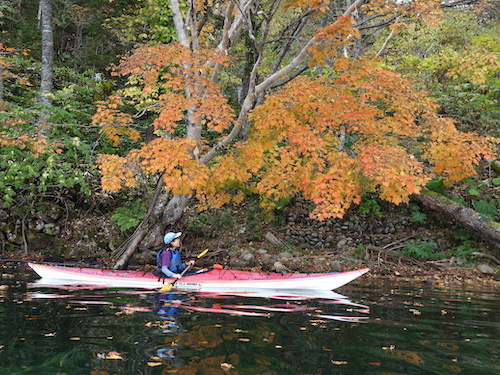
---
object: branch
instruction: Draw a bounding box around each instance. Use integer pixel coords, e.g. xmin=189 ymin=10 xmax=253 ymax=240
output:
xmin=375 ymin=26 xmax=396 ymax=58
xmin=472 ymin=252 xmax=500 ymax=265
xmin=255 ymin=0 xmax=367 ymax=96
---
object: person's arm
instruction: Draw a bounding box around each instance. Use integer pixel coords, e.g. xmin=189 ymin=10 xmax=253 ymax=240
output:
xmin=161 ymin=265 xmax=178 ymax=278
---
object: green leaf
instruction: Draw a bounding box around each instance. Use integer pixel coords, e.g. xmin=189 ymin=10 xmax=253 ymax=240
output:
xmin=468 ymin=188 xmax=481 ymax=196
xmin=474 ymin=200 xmax=498 ymax=220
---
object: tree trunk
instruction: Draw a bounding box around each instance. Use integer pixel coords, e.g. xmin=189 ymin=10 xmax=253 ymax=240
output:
xmin=412 ymin=189 xmax=500 ymax=252
xmin=39 ymin=0 xmax=53 ymax=107
xmin=113 ymin=181 xmax=191 ymax=269
xmin=113 ymin=175 xmax=165 ymax=269
xmin=139 ymin=193 xmax=192 ymax=251
xmin=0 ymin=64 xmax=4 ymax=104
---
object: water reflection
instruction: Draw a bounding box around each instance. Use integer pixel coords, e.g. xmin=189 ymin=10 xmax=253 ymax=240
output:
xmin=27 ymin=279 xmax=371 ymax=321
xmin=1 ymin=265 xmax=498 ymax=374
xmin=24 ymin=281 xmax=370 ymax=373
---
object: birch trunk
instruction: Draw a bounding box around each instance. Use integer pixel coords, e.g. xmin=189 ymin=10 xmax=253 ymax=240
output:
xmin=39 ymin=0 xmax=53 ymax=107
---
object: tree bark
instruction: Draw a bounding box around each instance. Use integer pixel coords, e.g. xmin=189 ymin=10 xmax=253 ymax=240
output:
xmin=412 ymin=189 xmax=500 ymax=252
xmin=39 ymin=0 xmax=53 ymax=107
xmin=139 ymin=193 xmax=192 ymax=251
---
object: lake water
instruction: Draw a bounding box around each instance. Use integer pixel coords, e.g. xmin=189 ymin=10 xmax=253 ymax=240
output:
xmin=0 ymin=263 xmax=498 ymax=374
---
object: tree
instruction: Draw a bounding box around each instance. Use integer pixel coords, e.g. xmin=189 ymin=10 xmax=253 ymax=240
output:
xmin=39 ymin=0 xmax=54 ymax=108
xmin=92 ymin=0 xmax=498 ymax=268
xmin=372 ymin=10 xmax=499 ymax=135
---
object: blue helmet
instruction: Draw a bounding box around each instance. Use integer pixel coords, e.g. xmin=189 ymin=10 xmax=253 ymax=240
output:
xmin=164 ymin=232 xmax=182 ymax=244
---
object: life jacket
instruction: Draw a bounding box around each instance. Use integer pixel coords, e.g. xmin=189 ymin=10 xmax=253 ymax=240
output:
xmin=157 ymin=248 xmax=183 ymax=273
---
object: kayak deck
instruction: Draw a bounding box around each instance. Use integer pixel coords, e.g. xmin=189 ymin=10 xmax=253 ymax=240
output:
xmin=28 ymin=262 xmax=369 ymax=291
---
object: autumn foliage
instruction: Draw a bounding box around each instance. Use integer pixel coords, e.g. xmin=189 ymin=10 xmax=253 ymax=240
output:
xmin=92 ymin=3 xmax=498 ymax=221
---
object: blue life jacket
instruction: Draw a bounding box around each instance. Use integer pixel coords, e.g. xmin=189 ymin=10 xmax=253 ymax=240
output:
xmin=157 ymin=248 xmax=183 ymax=273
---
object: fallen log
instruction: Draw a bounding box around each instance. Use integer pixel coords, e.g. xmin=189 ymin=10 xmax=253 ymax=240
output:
xmin=471 ymin=252 xmax=500 ymax=265
xmin=412 ymin=189 xmax=500 ymax=252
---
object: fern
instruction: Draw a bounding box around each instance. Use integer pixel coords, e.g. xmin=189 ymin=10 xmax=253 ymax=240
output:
xmin=111 ymin=199 xmax=144 ymax=232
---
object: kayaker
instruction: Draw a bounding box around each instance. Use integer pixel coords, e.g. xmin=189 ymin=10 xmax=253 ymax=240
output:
xmin=156 ymin=232 xmax=195 ymax=278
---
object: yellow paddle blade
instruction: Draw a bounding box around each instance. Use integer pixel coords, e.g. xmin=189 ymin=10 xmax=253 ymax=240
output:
xmin=197 ymin=249 xmax=209 ymax=258
xmin=159 ymin=283 xmax=173 ymax=292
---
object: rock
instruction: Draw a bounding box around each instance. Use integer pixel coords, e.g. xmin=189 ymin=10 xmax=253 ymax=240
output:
xmin=265 ymin=232 xmax=287 ymax=248
xmin=275 ymin=251 xmax=293 ymax=260
xmin=477 ymin=264 xmax=496 ymax=275
xmin=35 ymin=203 xmax=62 ymax=223
xmin=336 ymin=238 xmax=348 ymax=248
xmin=273 ymin=261 xmax=289 ymax=273
xmin=229 ymin=257 xmax=247 ymax=268
xmin=329 ymin=261 xmax=343 ymax=272
xmin=242 ymin=253 xmax=255 ymax=262
xmin=242 ymin=252 xmax=255 ymax=266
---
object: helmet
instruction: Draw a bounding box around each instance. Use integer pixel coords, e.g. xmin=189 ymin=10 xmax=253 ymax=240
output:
xmin=164 ymin=232 xmax=182 ymax=244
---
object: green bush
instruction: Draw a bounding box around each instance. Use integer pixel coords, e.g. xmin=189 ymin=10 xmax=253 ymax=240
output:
xmin=401 ymin=241 xmax=445 ymax=260
xmin=187 ymin=208 xmax=235 ymax=238
xmin=111 ymin=199 xmax=145 ymax=232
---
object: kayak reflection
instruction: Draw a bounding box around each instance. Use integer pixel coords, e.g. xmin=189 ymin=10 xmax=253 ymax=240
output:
xmin=27 ymin=280 xmax=370 ymax=321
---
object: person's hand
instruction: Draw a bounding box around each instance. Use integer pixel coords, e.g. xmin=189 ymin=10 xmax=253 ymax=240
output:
xmin=174 ymin=273 xmax=182 ymax=278
xmin=187 ymin=260 xmax=195 ymax=266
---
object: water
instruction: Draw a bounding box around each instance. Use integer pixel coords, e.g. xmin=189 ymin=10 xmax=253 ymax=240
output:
xmin=0 ymin=264 xmax=498 ymax=374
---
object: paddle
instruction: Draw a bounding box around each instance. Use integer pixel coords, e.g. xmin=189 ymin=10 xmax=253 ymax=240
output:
xmin=159 ymin=248 xmax=208 ymax=292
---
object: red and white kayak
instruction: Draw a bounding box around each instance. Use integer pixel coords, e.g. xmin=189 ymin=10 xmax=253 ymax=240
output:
xmin=28 ymin=262 xmax=369 ymax=291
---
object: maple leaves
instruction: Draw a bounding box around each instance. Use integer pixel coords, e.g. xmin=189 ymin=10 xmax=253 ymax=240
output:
xmin=113 ymin=43 xmax=234 ymax=134
xmin=93 ymin=43 xmax=236 ymax=195
xmin=92 ymin=2 xmax=498 ymax=222
xmin=211 ymin=58 xmax=497 ymax=220
xmin=98 ymin=138 xmax=209 ymax=194
xmin=92 ymin=96 xmax=139 ymax=147
xmin=309 ymin=17 xmax=361 ymax=67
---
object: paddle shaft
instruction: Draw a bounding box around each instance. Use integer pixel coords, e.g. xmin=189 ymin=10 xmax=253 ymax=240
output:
xmin=168 ymin=262 xmax=193 ymax=288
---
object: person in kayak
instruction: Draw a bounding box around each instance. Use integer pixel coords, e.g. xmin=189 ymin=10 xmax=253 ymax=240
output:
xmin=156 ymin=232 xmax=195 ymax=278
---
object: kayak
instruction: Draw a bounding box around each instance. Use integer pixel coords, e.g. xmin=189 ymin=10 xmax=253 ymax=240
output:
xmin=27 ymin=262 xmax=369 ymax=291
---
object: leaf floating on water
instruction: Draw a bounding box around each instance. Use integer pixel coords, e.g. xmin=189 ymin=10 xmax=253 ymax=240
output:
xmin=44 ymin=332 xmax=56 ymax=337
xmin=322 ymin=346 xmax=332 ymax=351
xmin=409 ymin=309 xmax=421 ymax=315
xmin=238 ymin=338 xmax=250 ymax=342
xmin=0 ymin=345 xmax=4 ymax=350
xmin=97 ymin=351 xmax=123 ymax=360
xmin=220 ymin=362 xmax=235 ymax=370
xmin=331 ymin=360 xmax=348 ymax=365
xmin=369 ymin=362 xmax=381 ymax=366
xmin=382 ymin=345 xmax=395 ymax=351
xmin=147 ymin=361 xmax=162 ymax=367
xmin=70 ymin=337 xmax=80 ymax=341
